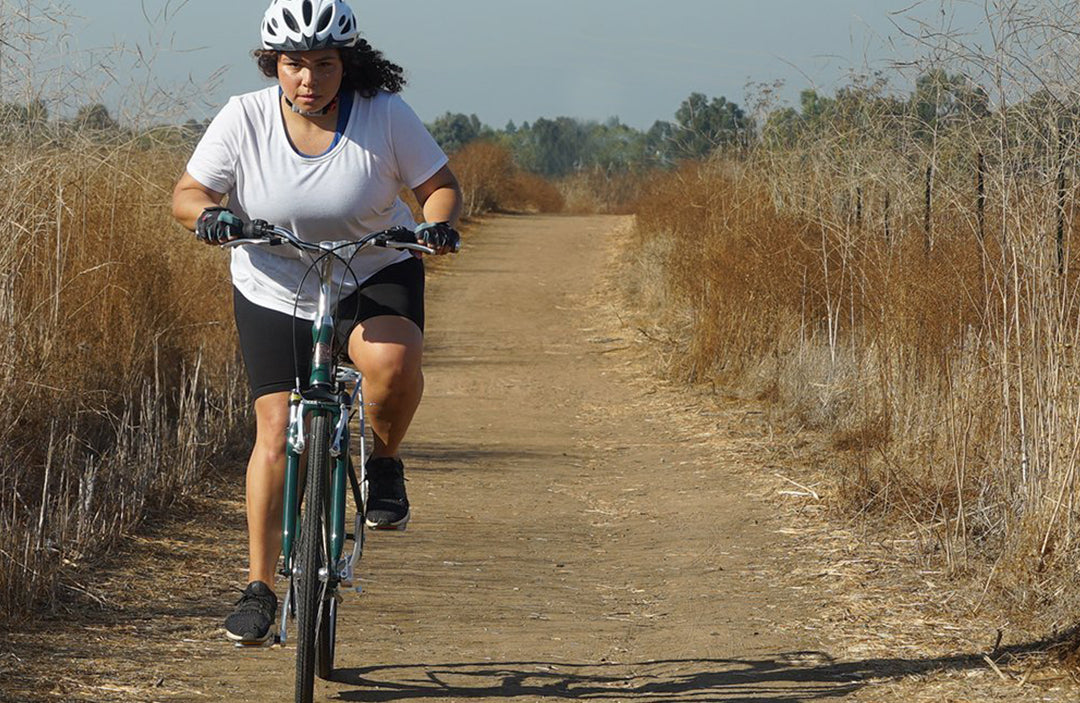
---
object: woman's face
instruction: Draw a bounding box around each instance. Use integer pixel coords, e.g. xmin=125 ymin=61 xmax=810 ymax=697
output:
xmin=277 ymin=49 xmax=344 ymax=113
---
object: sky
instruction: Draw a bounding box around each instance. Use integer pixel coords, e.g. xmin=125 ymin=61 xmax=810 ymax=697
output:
xmin=21 ymin=0 xmax=994 ymax=129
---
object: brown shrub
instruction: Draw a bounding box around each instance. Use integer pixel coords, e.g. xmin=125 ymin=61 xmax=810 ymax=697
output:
xmin=449 ymin=140 xmax=564 ymax=217
xmin=504 ymin=171 xmax=565 ymax=213
xmin=450 ymin=140 xmax=516 ymax=219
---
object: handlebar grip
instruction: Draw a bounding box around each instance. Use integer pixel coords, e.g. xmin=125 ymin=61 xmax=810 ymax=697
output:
xmin=242 ymin=219 xmax=271 ymax=238
xmin=382 ymin=226 xmax=418 ymax=244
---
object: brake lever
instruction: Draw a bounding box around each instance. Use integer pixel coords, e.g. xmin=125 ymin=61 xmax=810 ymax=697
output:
xmin=385 ymin=241 xmax=436 ymax=255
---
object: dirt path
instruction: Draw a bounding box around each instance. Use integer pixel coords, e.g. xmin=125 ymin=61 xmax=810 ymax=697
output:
xmin=6 ymin=214 xmax=863 ymax=701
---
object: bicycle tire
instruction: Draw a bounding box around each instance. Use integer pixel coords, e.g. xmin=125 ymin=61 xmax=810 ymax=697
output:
xmin=316 ymin=592 xmax=336 ymax=679
xmin=295 ymin=414 xmax=331 ymax=703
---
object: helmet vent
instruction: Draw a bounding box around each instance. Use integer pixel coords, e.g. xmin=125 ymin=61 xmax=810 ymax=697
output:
xmin=316 ymin=6 xmax=333 ymax=33
xmin=265 ymin=21 xmax=277 ymax=37
xmin=301 ymin=0 xmax=313 ymax=26
xmin=282 ymin=8 xmax=299 ymax=32
xmin=338 ymin=14 xmax=347 ymax=27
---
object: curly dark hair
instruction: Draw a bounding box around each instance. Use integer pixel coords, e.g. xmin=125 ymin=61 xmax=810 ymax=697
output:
xmin=254 ymin=39 xmax=405 ymax=98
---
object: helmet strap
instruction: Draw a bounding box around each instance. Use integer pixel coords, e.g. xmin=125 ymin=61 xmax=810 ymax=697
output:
xmin=282 ymin=92 xmax=340 ymax=117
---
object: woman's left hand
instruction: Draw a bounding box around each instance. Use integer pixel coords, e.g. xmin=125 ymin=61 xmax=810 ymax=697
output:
xmin=415 ymin=221 xmax=461 ymax=256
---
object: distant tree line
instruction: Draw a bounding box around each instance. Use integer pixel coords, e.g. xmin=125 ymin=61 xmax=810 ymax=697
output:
xmin=426 ymin=91 xmax=751 ymax=178
xmin=424 ymin=72 xmax=1053 ymax=180
xmin=0 ymin=99 xmax=210 ymax=147
xmin=2 ymin=71 xmax=1029 ymax=176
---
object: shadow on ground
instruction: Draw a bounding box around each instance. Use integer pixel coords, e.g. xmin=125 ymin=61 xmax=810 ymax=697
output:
xmin=331 ymin=631 xmax=1080 ymax=702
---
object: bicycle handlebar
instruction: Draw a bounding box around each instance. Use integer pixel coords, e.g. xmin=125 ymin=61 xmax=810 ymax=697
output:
xmin=223 ymin=220 xmax=440 ymax=255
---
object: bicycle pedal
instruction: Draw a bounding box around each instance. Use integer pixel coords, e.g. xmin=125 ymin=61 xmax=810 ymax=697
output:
xmin=367 ymin=522 xmax=407 ymax=532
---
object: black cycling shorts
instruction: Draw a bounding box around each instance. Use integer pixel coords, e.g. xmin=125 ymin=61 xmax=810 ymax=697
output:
xmin=234 ymin=256 xmax=424 ymax=399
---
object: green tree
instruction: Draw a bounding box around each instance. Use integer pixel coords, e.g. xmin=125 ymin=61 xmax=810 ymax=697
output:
xmin=671 ymin=92 xmax=748 ymax=158
xmin=587 ymin=117 xmax=648 ymax=172
xmin=427 ymin=112 xmax=488 ymax=153
xmin=761 ymin=106 xmax=801 ymax=147
xmin=799 ymin=89 xmax=836 ymax=124
xmin=645 ymin=120 xmax=677 ymax=166
xmin=0 ymin=98 xmax=48 ymax=128
xmin=74 ymin=103 xmax=119 ymax=132
xmin=514 ymin=116 xmax=592 ymax=177
xmin=909 ymin=70 xmax=989 ymax=138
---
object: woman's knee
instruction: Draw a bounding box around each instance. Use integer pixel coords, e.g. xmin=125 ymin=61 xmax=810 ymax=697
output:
xmin=349 ymin=317 xmax=423 ymax=389
xmin=361 ymin=344 xmax=423 ymax=390
xmin=253 ymin=392 xmax=291 ymax=462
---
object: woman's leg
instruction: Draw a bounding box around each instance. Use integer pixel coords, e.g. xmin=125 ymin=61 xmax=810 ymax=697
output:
xmin=246 ymin=391 xmax=291 ymax=587
xmin=349 ymin=315 xmax=424 ymax=528
xmin=224 ymin=390 xmax=289 ymax=643
xmin=348 ymin=315 xmax=425 ymax=459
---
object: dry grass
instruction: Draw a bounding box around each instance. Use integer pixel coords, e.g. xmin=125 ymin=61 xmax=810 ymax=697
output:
xmin=621 ymin=4 xmax=1080 ymax=637
xmin=629 ymin=148 xmax=1080 ymax=635
xmin=558 ymin=169 xmax=648 ymax=215
xmin=0 ymin=137 xmax=249 ymax=620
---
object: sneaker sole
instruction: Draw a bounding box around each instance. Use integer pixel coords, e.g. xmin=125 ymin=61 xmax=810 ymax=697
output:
xmin=225 ymin=630 xmax=275 ymax=646
xmin=365 ymin=509 xmax=411 ymax=531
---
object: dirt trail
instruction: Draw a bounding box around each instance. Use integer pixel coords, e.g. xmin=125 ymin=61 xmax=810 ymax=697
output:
xmin=227 ymin=213 xmax=848 ymax=701
xmin=4 ymin=214 xmax=859 ymax=701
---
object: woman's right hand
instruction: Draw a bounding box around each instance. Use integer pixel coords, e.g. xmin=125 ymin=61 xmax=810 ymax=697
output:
xmin=196 ymin=207 xmax=245 ymax=244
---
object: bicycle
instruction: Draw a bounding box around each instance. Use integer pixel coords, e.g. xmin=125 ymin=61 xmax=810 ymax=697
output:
xmin=224 ymin=219 xmax=445 ymax=703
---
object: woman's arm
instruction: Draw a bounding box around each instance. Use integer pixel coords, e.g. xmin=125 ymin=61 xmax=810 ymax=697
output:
xmin=412 ymin=165 xmax=462 ymax=227
xmin=172 ymin=172 xmax=227 ymax=231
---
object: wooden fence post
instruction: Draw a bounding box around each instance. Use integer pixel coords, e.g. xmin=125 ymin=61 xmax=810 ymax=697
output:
xmin=856 ymin=186 xmax=863 ymax=231
xmin=884 ymin=191 xmax=891 ymax=243
xmin=977 ymin=151 xmax=986 ymax=243
xmin=924 ymin=163 xmax=933 ymax=254
xmin=1057 ymin=131 xmax=1066 ymax=275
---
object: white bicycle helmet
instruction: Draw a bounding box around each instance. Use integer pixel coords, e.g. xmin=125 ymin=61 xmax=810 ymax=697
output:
xmin=261 ymin=0 xmax=359 ymax=51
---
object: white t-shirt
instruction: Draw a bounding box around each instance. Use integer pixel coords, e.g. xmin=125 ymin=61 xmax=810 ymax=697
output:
xmin=186 ymin=87 xmax=448 ymax=319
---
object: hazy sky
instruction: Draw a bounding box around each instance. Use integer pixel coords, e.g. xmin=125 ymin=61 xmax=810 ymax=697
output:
xmin=47 ymin=0 xmax=991 ymax=128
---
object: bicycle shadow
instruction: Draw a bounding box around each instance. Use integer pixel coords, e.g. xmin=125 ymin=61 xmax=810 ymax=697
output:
xmin=331 ymin=630 xmax=1078 ymax=701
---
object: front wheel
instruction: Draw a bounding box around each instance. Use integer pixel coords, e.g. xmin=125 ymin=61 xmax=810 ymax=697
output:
xmin=316 ymin=593 xmax=336 ymax=680
xmin=295 ymin=414 xmax=331 ymax=703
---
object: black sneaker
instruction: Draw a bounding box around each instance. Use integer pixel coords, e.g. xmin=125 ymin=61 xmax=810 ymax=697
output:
xmin=224 ymin=580 xmax=277 ymax=644
xmin=365 ymin=456 xmax=410 ymax=530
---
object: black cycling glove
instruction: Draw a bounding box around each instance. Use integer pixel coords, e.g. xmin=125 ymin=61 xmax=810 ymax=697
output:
xmin=415 ymin=221 xmax=461 ymax=252
xmin=196 ymin=207 xmax=244 ymax=244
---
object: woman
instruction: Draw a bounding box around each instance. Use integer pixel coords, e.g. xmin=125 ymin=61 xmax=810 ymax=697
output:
xmin=171 ymin=0 xmax=462 ymax=645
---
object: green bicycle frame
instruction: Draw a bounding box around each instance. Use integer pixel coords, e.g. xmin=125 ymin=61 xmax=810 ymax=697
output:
xmin=280 ymin=246 xmax=354 ymax=581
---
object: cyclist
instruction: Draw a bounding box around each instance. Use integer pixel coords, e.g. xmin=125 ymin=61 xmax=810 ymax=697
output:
xmin=170 ymin=0 xmax=462 ymax=645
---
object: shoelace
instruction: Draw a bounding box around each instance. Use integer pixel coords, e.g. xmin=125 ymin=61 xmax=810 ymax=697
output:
xmin=233 ymin=589 xmax=275 ymax=613
xmin=368 ymin=462 xmax=407 ymax=500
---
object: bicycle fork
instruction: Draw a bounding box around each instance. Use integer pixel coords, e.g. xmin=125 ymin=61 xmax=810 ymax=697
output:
xmin=277 ymin=378 xmax=367 ymax=645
